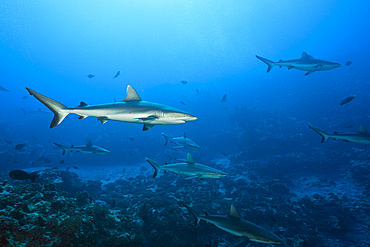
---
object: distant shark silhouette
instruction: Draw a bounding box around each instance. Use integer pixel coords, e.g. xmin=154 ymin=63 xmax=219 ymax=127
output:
xmin=162 ymin=132 xmax=200 ymax=150
xmin=182 ymin=202 xmax=284 ymax=245
xmin=54 ymin=140 xmax=110 ymax=155
xmin=256 ymin=52 xmax=341 ymax=75
xmin=309 ymin=125 xmax=370 ymax=145
xmin=145 ymin=153 xmax=227 ymax=179
xmin=26 ymin=85 xmax=197 ymax=131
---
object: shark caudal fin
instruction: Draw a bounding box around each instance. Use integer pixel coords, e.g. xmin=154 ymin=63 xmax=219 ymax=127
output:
xmin=145 ymin=158 xmax=161 ymax=178
xmin=54 ymin=143 xmax=69 ymax=155
xmin=308 ymin=125 xmax=330 ymax=143
xmin=26 ymin=88 xmax=69 ymax=128
xmin=20 ymin=108 xmax=28 ymax=115
xmin=256 ymin=55 xmax=275 ymax=73
xmin=161 ymin=133 xmax=170 ymax=145
xmin=181 ymin=202 xmax=201 ymax=226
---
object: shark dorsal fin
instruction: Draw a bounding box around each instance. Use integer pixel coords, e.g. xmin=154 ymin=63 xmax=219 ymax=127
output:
xmin=122 ymin=85 xmax=142 ymax=102
xmin=359 ymin=125 xmax=369 ymax=134
xmin=86 ymin=140 xmax=93 ymax=147
xmin=78 ymin=101 xmax=88 ymax=107
xmin=186 ymin=153 xmax=195 ymax=164
xmin=229 ymin=205 xmax=240 ymax=218
xmin=183 ymin=132 xmax=186 ymax=138
xmin=301 ymin=52 xmax=313 ymax=59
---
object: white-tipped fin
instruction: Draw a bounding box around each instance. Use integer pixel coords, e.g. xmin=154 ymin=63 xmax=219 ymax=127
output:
xmin=122 ymin=85 xmax=142 ymax=101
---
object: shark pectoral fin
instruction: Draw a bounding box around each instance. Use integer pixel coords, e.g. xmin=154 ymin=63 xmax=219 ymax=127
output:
xmin=136 ymin=116 xmax=158 ymax=121
xmin=97 ymin=117 xmax=108 ymax=124
xmin=78 ymin=115 xmax=87 ymax=120
xmin=185 ymin=175 xmax=201 ymax=180
xmin=143 ymin=124 xmax=155 ymax=131
xmin=229 ymin=237 xmax=247 ymax=247
xmin=288 ymin=66 xmax=294 ymax=70
xmin=305 ymin=71 xmax=315 ymax=76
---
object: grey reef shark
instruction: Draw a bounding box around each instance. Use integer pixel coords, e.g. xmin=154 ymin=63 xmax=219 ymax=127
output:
xmin=309 ymin=125 xmax=370 ymax=145
xmin=21 ymin=107 xmax=52 ymax=116
xmin=256 ymin=52 xmax=341 ymax=75
xmin=145 ymin=153 xmax=227 ymax=180
xmin=182 ymin=202 xmax=284 ymax=246
xmin=161 ymin=132 xmax=200 ymax=150
xmin=25 ymin=85 xmax=197 ymax=131
xmin=54 ymin=140 xmax=110 ymax=155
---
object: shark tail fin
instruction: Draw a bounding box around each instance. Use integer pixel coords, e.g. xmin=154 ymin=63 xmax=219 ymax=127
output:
xmin=145 ymin=158 xmax=161 ymax=178
xmin=181 ymin=202 xmax=201 ymax=226
xmin=256 ymin=55 xmax=275 ymax=73
xmin=26 ymin=88 xmax=69 ymax=128
xmin=161 ymin=133 xmax=170 ymax=146
xmin=308 ymin=125 xmax=329 ymax=143
xmin=54 ymin=143 xmax=68 ymax=155
xmin=20 ymin=108 xmax=27 ymax=115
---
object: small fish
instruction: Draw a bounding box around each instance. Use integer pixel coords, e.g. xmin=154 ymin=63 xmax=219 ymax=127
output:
xmin=60 ymin=160 xmax=65 ymax=164
xmin=44 ymin=158 xmax=51 ymax=163
xmin=180 ymin=101 xmax=187 ymax=106
xmin=87 ymin=74 xmax=95 ymax=78
xmin=340 ymin=96 xmax=355 ymax=106
xmin=15 ymin=143 xmax=26 ymax=150
xmin=224 ymin=107 xmax=227 ymax=110
xmin=114 ymin=97 xmax=117 ymax=102
xmin=180 ymin=80 xmax=188 ymax=84
xmin=22 ymin=95 xmax=29 ymax=99
xmin=127 ymin=137 xmax=135 ymax=141
xmin=113 ymin=71 xmax=121 ymax=79
xmin=5 ymin=140 xmax=12 ymax=145
xmin=66 ymin=167 xmax=71 ymax=171
xmin=32 ymin=136 xmax=38 ymax=142
xmin=0 ymin=85 xmax=10 ymax=92
xmin=345 ymin=61 xmax=352 ymax=66
xmin=9 ymin=170 xmax=38 ymax=182
xmin=270 ymin=215 xmax=277 ymax=222
xmin=128 ymin=151 xmax=133 ymax=157
xmin=221 ymin=94 xmax=227 ymax=103
xmin=196 ymin=89 xmax=199 ymax=94
xmin=72 ymin=166 xmax=79 ymax=169
xmin=221 ymin=152 xmax=227 ymax=156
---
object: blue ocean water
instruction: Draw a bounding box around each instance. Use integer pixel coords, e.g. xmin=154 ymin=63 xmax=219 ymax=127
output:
xmin=1 ymin=1 xmax=370 ymax=246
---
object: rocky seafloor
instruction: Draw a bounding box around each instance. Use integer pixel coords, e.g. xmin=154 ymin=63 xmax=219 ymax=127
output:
xmin=1 ymin=156 xmax=369 ymax=247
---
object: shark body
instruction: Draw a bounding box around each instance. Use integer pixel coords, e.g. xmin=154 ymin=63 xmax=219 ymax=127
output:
xmin=161 ymin=132 xmax=200 ymax=150
xmin=309 ymin=125 xmax=370 ymax=145
xmin=256 ymin=52 xmax=341 ymax=75
xmin=182 ymin=202 xmax=283 ymax=245
xmin=26 ymin=85 xmax=197 ymax=131
xmin=54 ymin=140 xmax=110 ymax=155
xmin=145 ymin=153 xmax=227 ymax=179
